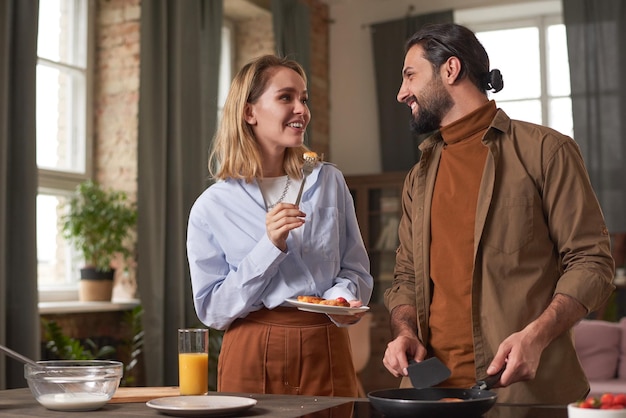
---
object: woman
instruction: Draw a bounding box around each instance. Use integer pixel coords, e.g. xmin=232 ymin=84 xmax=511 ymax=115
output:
xmin=186 ymin=55 xmax=373 ymax=396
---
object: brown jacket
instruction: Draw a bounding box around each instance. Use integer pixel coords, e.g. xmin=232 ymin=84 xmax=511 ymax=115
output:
xmin=384 ymin=109 xmax=615 ymax=404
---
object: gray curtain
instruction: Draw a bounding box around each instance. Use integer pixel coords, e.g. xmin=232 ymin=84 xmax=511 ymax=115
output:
xmin=271 ymin=0 xmax=310 ymax=78
xmin=137 ymin=0 xmax=222 ymax=387
xmin=371 ymin=11 xmax=453 ymax=172
xmin=563 ymin=0 xmax=626 ymax=233
xmin=0 ymin=0 xmax=40 ymax=389
xmin=271 ymin=0 xmax=311 ymax=146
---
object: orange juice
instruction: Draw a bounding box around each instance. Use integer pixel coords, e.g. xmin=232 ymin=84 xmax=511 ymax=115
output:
xmin=178 ymin=352 xmax=209 ymax=395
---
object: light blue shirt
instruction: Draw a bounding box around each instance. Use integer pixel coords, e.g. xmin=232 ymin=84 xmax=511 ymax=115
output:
xmin=187 ymin=163 xmax=373 ymax=330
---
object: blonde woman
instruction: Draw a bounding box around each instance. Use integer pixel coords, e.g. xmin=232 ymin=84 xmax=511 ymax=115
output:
xmin=187 ymin=55 xmax=373 ymax=396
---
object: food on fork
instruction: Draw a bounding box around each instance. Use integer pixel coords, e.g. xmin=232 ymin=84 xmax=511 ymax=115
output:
xmin=303 ymin=151 xmax=319 ymax=161
xmin=297 ymin=296 xmax=350 ymax=307
xmin=295 ymin=151 xmax=320 ymax=206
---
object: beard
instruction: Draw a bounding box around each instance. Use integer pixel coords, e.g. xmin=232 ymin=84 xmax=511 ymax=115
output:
xmin=409 ymin=74 xmax=453 ymax=136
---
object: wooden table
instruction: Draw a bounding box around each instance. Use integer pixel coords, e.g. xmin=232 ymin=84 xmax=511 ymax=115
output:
xmin=0 ymin=387 xmax=571 ymax=417
xmin=0 ymin=387 xmax=358 ymax=417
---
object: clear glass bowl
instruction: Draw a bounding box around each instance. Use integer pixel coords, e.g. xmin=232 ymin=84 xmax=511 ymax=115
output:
xmin=24 ymin=360 xmax=123 ymax=411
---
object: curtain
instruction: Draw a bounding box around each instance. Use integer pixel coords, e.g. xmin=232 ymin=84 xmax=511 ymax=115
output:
xmin=371 ymin=11 xmax=453 ymax=172
xmin=0 ymin=0 xmax=40 ymax=389
xmin=137 ymin=0 xmax=222 ymax=387
xmin=271 ymin=0 xmax=311 ymax=146
xmin=271 ymin=0 xmax=310 ymax=78
xmin=563 ymin=0 xmax=626 ymax=234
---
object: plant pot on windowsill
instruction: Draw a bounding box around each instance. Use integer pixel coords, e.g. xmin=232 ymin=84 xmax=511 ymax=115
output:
xmin=62 ymin=180 xmax=137 ymax=303
xmin=79 ymin=267 xmax=115 ymax=302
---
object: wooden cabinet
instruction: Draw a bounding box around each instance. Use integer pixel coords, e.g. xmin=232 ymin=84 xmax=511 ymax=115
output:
xmin=346 ymin=171 xmax=407 ymax=303
xmin=345 ymin=171 xmax=407 ymax=394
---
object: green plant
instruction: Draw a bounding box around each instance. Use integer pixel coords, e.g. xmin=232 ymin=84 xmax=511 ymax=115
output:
xmin=41 ymin=307 xmax=146 ymax=387
xmin=62 ymin=180 xmax=137 ymax=272
xmin=42 ymin=319 xmax=116 ymax=360
xmin=119 ymin=305 xmax=145 ymax=386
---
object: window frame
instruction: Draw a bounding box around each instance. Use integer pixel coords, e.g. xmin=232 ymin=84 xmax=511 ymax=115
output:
xmin=218 ymin=18 xmax=235 ymax=120
xmin=455 ymin=1 xmax=569 ymax=132
xmin=37 ymin=0 xmax=96 ymax=301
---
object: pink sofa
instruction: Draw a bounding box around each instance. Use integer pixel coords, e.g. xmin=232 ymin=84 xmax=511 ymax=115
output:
xmin=573 ymin=318 xmax=626 ymax=397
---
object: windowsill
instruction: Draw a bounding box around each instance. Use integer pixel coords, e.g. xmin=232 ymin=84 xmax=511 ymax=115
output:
xmin=38 ymin=299 xmax=141 ymax=314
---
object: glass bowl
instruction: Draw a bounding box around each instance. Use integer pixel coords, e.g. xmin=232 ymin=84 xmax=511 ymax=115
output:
xmin=24 ymin=360 xmax=123 ymax=411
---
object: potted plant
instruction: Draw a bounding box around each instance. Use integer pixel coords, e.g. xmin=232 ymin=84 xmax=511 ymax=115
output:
xmin=62 ymin=180 xmax=137 ymax=301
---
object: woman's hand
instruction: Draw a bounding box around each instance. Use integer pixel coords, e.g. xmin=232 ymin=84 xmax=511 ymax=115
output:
xmin=266 ymin=203 xmax=305 ymax=251
xmin=328 ymin=299 xmax=366 ymax=325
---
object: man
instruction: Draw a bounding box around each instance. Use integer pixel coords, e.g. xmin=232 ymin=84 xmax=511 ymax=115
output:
xmin=382 ymin=22 xmax=615 ymax=404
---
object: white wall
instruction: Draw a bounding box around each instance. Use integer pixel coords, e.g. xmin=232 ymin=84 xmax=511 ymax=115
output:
xmin=326 ymin=0 xmax=560 ymax=175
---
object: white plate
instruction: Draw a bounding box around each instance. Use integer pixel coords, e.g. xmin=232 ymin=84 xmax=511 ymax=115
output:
xmin=285 ymin=298 xmax=370 ymax=315
xmin=146 ymin=395 xmax=257 ymax=417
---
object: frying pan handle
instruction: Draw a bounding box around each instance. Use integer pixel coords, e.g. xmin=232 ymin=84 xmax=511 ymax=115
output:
xmin=475 ymin=366 xmax=505 ymax=390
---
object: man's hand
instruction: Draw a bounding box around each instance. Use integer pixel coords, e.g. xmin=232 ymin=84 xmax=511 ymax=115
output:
xmin=383 ymin=334 xmax=427 ymax=377
xmin=487 ymin=293 xmax=587 ymax=387
xmin=487 ymin=328 xmax=541 ymax=387
xmin=382 ymin=304 xmax=426 ymax=377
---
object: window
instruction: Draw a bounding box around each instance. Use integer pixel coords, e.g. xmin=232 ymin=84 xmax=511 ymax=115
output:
xmin=37 ymin=5 xmax=232 ymax=301
xmin=37 ymin=0 xmax=93 ymax=300
xmin=456 ymin=0 xmax=572 ymax=137
xmin=218 ymin=20 xmax=235 ymax=121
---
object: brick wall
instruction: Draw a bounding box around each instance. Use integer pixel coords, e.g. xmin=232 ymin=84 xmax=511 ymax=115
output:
xmin=94 ymin=0 xmax=140 ymax=295
xmin=95 ymin=0 xmax=140 ymax=196
xmin=93 ymin=0 xmax=329 ymax=294
xmin=304 ymin=0 xmax=330 ymax=161
xmin=234 ymin=14 xmax=275 ymax=71
xmin=231 ymin=0 xmax=330 ymax=159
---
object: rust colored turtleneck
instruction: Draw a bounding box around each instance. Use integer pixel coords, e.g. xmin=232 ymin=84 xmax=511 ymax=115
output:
xmin=429 ymin=100 xmax=497 ymax=388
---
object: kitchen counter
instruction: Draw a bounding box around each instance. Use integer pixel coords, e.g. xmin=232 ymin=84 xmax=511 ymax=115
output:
xmin=0 ymin=387 xmax=569 ymax=417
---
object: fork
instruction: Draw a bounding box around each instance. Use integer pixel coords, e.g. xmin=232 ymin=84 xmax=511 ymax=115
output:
xmin=294 ymin=155 xmax=317 ymax=206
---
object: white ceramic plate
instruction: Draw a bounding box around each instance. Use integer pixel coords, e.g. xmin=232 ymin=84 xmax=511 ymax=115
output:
xmin=146 ymin=395 xmax=257 ymax=417
xmin=567 ymin=403 xmax=626 ymax=418
xmin=285 ymin=298 xmax=370 ymax=315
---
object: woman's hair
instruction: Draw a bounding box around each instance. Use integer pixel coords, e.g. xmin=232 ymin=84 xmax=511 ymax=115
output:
xmin=208 ymin=55 xmax=310 ymax=182
xmin=405 ymin=23 xmax=503 ymax=94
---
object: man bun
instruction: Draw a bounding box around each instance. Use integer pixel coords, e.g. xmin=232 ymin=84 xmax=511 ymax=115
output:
xmin=483 ymin=69 xmax=504 ymax=93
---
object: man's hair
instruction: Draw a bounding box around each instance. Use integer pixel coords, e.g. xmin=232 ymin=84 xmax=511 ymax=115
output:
xmin=406 ymin=23 xmax=503 ymax=94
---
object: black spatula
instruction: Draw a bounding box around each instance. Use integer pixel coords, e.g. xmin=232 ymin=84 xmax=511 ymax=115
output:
xmin=407 ymin=357 xmax=451 ymax=389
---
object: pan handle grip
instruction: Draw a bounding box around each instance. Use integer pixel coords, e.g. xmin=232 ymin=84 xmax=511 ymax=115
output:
xmin=475 ymin=366 xmax=505 ymax=390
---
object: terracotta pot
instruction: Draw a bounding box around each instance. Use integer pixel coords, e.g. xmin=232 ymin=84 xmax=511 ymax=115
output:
xmin=79 ymin=268 xmax=114 ymax=302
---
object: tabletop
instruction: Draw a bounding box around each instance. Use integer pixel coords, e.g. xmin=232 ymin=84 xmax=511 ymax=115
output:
xmin=1 ymin=388 xmax=353 ymax=418
xmin=0 ymin=387 xmax=570 ymax=418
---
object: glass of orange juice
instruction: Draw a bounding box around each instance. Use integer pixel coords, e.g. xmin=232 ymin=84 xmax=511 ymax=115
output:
xmin=178 ymin=328 xmax=209 ymax=395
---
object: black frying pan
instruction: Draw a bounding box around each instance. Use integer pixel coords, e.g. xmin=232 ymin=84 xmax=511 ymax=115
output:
xmin=368 ymin=387 xmax=497 ymax=417
xmin=367 ymin=369 xmax=503 ymax=418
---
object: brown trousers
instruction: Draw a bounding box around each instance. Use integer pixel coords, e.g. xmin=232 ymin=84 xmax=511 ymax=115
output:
xmin=218 ymin=307 xmax=358 ymax=397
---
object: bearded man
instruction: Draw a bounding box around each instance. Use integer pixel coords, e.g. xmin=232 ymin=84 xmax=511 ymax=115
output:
xmin=382 ymin=22 xmax=615 ymax=405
